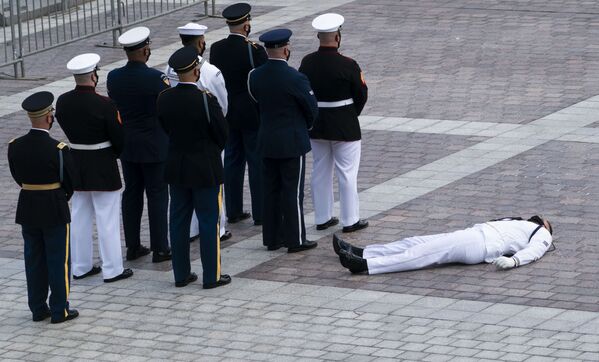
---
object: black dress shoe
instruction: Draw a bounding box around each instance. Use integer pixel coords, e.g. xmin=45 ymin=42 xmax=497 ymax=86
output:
xmin=220 ymin=230 xmax=232 ymax=241
xmin=228 ymin=212 xmax=251 ymax=224
xmin=332 ymin=234 xmax=364 ymax=257
xmin=126 ymin=245 xmax=151 ymax=261
xmin=32 ymin=310 xmax=51 ymax=322
xmin=339 ymin=249 xmax=368 ymax=274
xmin=50 ymin=309 xmax=79 ymax=324
xmin=203 ymin=274 xmax=231 ymax=289
xmin=342 ymin=219 xmax=369 ymax=233
xmin=266 ymin=242 xmax=285 ymax=251
xmin=73 ymin=265 xmax=102 ymax=280
xmin=175 ymin=272 xmax=198 ymax=287
xmin=104 ymin=268 xmax=133 ymax=283
xmin=189 ymin=234 xmax=200 ymax=243
xmin=152 ymin=250 xmax=172 ymax=263
xmin=317 ymin=217 xmax=339 ymax=230
xmin=288 ymin=240 xmax=318 ymax=253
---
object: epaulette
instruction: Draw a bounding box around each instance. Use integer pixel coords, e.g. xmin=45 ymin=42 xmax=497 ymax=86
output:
xmin=204 ymin=90 xmax=214 ymax=97
xmin=161 ymin=74 xmax=171 ymax=87
xmin=8 ymin=138 xmax=15 ymax=144
xmin=246 ymin=39 xmax=259 ymax=49
xmin=57 ymin=142 xmax=68 ymax=150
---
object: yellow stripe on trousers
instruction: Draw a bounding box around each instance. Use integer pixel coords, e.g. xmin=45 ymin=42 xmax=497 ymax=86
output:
xmin=216 ymin=185 xmax=222 ymax=280
xmin=64 ymin=223 xmax=70 ymax=318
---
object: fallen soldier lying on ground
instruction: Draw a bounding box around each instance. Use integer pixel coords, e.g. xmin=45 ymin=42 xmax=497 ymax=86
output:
xmin=333 ymin=216 xmax=553 ymax=274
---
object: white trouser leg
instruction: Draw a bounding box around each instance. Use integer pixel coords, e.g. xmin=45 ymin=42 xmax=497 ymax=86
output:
xmin=333 ymin=140 xmax=361 ymax=226
xmin=92 ymin=191 xmax=124 ymax=279
xmin=190 ymin=212 xmax=199 ymax=237
xmin=71 ymin=192 xmax=94 ymax=277
xmin=310 ymin=139 xmax=334 ymax=225
xmin=220 ymin=182 xmax=227 ymax=237
xmin=365 ymin=227 xmax=487 ymax=275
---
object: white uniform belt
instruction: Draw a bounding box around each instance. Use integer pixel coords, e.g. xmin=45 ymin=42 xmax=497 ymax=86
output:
xmin=317 ymin=98 xmax=354 ymax=108
xmin=69 ymin=141 xmax=112 ymax=150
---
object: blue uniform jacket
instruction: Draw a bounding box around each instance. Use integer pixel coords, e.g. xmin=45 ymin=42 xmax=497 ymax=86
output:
xmin=107 ymin=61 xmax=170 ymax=163
xmin=248 ymin=59 xmax=318 ymax=159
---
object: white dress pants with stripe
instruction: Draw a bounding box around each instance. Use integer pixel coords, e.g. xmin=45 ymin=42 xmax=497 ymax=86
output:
xmin=71 ymin=191 xmax=125 ymax=279
xmin=363 ymin=226 xmax=487 ymax=275
xmin=190 ymin=151 xmax=226 ymax=238
xmin=311 ymin=139 xmax=361 ymax=227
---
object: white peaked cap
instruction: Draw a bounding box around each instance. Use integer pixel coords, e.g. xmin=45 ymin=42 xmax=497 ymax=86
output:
xmin=118 ymin=26 xmax=150 ymax=47
xmin=312 ymin=13 xmax=344 ymax=32
xmin=67 ymin=53 xmax=101 ymax=74
xmin=177 ymin=23 xmax=208 ymax=36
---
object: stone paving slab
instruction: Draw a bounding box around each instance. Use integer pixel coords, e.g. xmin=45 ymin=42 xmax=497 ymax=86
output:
xmin=1 ymin=256 xmax=598 ymax=362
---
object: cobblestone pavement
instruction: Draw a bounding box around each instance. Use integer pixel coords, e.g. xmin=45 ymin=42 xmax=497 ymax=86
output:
xmin=2 ymin=0 xmax=599 ymax=361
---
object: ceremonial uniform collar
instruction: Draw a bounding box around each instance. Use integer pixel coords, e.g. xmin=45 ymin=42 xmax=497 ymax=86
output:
xmin=267 ymin=58 xmax=288 ymax=63
xmin=176 ymin=82 xmax=198 ymax=88
xmin=75 ymin=85 xmax=96 ymax=93
xmin=126 ymin=60 xmax=148 ymax=68
xmin=228 ymin=33 xmax=247 ymax=39
xmin=318 ymin=46 xmax=339 ymax=52
xmin=30 ymin=128 xmax=50 ymax=134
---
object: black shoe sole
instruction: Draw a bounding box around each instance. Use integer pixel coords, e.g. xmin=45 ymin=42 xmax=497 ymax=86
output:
xmin=203 ymin=277 xmax=231 ymax=289
xmin=175 ymin=273 xmax=198 ymax=287
xmin=342 ymin=221 xmax=369 ymax=233
xmin=288 ymin=242 xmax=318 ymax=253
xmin=104 ymin=269 xmax=133 ymax=283
xmin=317 ymin=217 xmax=339 ymax=231
xmin=73 ymin=266 xmax=102 ymax=280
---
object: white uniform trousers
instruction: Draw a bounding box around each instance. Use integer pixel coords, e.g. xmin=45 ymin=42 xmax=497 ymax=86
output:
xmin=364 ymin=226 xmax=487 ymax=275
xmin=71 ymin=191 xmax=125 ymax=279
xmin=311 ymin=139 xmax=361 ymax=227
xmin=190 ymin=151 xmax=227 ymax=238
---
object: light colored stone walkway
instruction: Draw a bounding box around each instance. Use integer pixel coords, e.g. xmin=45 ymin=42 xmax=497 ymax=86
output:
xmin=1 ymin=256 xmax=598 ymax=361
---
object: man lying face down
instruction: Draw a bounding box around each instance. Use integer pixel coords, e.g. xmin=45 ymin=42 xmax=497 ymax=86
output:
xmin=334 ymin=216 xmax=553 ymax=275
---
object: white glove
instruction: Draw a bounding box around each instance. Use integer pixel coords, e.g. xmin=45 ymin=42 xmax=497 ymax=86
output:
xmin=494 ymin=256 xmax=516 ymax=270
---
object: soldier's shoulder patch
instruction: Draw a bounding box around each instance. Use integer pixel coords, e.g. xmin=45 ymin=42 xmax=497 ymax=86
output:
xmin=57 ymin=142 xmax=68 ymax=150
xmin=161 ymin=74 xmax=170 ymax=86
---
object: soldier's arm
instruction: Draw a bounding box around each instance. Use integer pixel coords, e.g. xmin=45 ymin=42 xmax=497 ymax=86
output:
xmin=7 ymin=141 xmax=21 ymax=186
xmin=104 ymin=101 xmax=124 ymax=157
xmin=511 ymin=228 xmax=552 ymax=267
xmin=254 ymin=44 xmax=268 ymax=67
xmin=156 ymin=92 xmax=169 ymax=135
xmin=350 ymin=61 xmax=368 ymax=115
xmin=57 ymin=143 xmax=77 ymax=201
xmin=206 ymin=93 xmax=229 ymax=150
xmin=293 ymin=73 xmax=319 ymax=129
xmin=210 ymin=70 xmax=229 ymax=116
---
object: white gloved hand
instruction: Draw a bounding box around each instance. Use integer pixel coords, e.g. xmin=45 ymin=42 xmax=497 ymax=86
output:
xmin=494 ymin=256 xmax=516 ymax=270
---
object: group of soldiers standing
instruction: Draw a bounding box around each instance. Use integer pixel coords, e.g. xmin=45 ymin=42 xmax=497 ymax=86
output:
xmin=7 ymin=3 xmax=369 ymax=323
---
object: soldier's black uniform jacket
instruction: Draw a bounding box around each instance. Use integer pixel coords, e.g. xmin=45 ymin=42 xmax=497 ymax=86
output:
xmin=107 ymin=61 xmax=170 ymax=163
xmin=248 ymin=59 xmax=319 ymax=159
xmin=7 ymin=129 xmax=77 ymax=227
xmin=156 ymin=83 xmax=229 ymax=187
xmin=210 ymin=34 xmax=267 ymax=131
xmin=56 ymin=85 xmax=124 ymax=191
xmin=299 ymin=47 xmax=368 ymax=141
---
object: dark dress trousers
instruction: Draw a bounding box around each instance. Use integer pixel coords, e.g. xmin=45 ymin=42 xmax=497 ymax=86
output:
xmin=248 ymin=59 xmax=319 ymax=248
xmin=107 ymin=61 xmax=170 ymax=253
xmin=56 ymin=85 xmax=124 ymax=191
xmin=157 ymin=83 xmax=228 ymax=284
xmin=210 ymin=34 xmax=267 ymax=223
xmin=7 ymin=129 xmax=77 ymax=321
xmin=299 ymin=46 xmax=368 ymax=141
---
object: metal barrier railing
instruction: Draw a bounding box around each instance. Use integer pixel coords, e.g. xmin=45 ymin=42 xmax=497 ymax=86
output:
xmin=1 ymin=0 xmax=215 ymax=78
